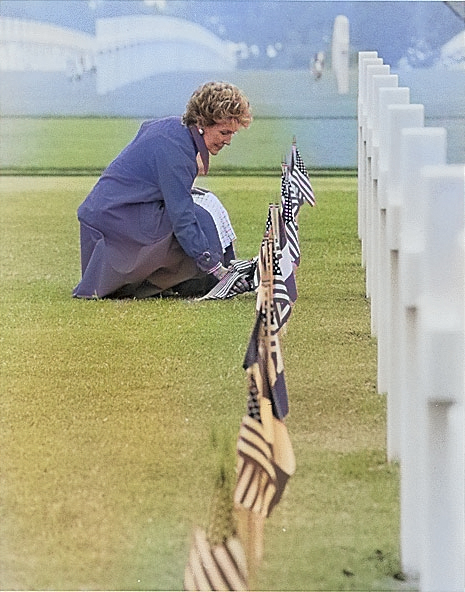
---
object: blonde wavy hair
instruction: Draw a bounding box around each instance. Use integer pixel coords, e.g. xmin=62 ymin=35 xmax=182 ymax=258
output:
xmin=182 ymin=81 xmax=252 ymax=129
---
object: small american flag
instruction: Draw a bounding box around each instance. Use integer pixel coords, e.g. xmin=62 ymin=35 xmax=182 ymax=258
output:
xmin=289 ymin=143 xmax=316 ymax=207
xmin=184 ymin=440 xmax=249 ymax=591
xmin=260 ymin=206 xmax=297 ymax=332
xmin=281 ymin=163 xmax=301 ymax=267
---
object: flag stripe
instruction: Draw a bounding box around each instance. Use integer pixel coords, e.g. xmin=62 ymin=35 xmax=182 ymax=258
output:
xmin=237 ymin=417 xmax=276 ymax=478
xmin=187 ymin=536 xmax=213 ymax=590
xmin=237 ymin=441 xmax=274 ymax=481
xmin=184 ymin=529 xmax=248 ymax=591
xmin=240 ymin=468 xmax=263 ymax=512
xmin=235 ymin=465 xmax=277 ymax=516
xmin=195 ymin=530 xmax=230 ymax=590
xmin=223 ymin=537 xmax=249 ymax=588
xmin=234 ymin=416 xmax=280 ymax=516
xmin=183 ymin=558 xmax=196 ymax=591
xmin=235 ymin=460 xmax=260 ymax=510
xmin=212 ymin=543 xmax=248 ymax=591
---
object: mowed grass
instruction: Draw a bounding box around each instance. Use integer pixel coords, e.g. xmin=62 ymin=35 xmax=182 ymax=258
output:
xmin=0 ymin=174 xmax=408 ymax=591
xmin=0 ymin=116 xmax=355 ymax=175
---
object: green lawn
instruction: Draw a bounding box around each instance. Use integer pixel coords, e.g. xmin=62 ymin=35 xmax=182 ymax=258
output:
xmin=0 ymin=173 xmax=410 ymax=590
xmin=0 ymin=117 xmax=356 ymax=176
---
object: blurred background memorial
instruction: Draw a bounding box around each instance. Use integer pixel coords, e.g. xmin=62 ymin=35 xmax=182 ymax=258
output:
xmin=0 ymin=0 xmax=464 ymax=169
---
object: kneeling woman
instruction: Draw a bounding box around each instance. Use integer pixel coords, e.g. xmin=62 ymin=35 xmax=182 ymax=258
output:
xmin=73 ymin=81 xmax=252 ymax=299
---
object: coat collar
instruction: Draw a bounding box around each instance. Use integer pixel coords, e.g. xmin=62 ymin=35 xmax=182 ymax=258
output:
xmin=189 ymin=125 xmax=209 ymax=175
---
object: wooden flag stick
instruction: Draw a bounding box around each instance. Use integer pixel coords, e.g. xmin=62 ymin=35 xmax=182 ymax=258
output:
xmin=234 ymin=506 xmax=264 ymax=584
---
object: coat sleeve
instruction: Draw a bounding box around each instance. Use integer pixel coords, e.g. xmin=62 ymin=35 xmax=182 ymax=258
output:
xmin=153 ymin=136 xmax=222 ymax=273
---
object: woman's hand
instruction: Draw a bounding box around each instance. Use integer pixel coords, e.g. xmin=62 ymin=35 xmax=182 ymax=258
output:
xmin=230 ymin=277 xmax=250 ymax=294
xmin=210 ymin=264 xmax=229 ymax=281
xmin=210 ymin=264 xmax=251 ymax=294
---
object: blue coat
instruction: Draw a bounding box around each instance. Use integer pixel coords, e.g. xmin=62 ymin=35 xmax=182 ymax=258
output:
xmin=73 ymin=117 xmax=224 ymax=298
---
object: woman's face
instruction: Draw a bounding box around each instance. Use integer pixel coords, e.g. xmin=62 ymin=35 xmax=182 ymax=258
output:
xmin=202 ymin=119 xmax=241 ymax=155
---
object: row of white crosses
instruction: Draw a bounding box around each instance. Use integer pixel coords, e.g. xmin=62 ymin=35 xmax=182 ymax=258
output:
xmin=358 ymin=51 xmax=464 ymax=592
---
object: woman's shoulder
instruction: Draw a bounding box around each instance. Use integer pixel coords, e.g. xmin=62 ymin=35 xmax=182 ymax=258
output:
xmin=136 ymin=116 xmax=190 ymax=147
xmin=140 ymin=116 xmax=185 ymax=136
xmin=143 ymin=117 xmax=195 ymax=158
